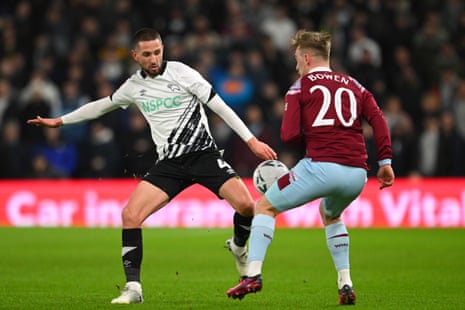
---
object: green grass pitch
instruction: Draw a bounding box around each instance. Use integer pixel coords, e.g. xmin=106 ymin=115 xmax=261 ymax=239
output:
xmin=1 ymin=227 xmax=464 ymax=309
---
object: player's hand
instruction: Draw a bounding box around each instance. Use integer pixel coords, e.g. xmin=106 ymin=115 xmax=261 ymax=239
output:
xmin=377 ymin=164 xmax=395 ymax=190
xmin=27 ymin=116 xmax=63 ymax=128
xmin=247 ymin=137 xmax=277 ymax=160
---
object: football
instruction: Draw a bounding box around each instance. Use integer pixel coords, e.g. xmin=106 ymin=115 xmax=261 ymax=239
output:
xmin=253 ymin=160 xmax=289 ymax=194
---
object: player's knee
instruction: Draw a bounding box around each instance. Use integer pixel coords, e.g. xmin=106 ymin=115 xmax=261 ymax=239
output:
xmin=238 ymin=201 xmax=255 ymax=217
xmin=234 ymin=196 xmax=254 ymax=217
xmin=319 ymin=203 xmax=340 ymax=225
xmin=122 ymin=206 xmax=143 ymax=227
xmin=320 ymin=210 xmax=341 ymax=226
xmin=255 ymin=197 xmax=279 ymax=217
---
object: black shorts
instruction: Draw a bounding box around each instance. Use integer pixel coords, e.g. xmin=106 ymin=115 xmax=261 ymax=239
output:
xmin=142 ymin=149 xmax=239 ymax=200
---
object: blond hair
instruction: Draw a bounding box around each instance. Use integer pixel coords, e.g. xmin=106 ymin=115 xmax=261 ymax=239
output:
xmin=291 ymin=30 xmax=331 ymax=60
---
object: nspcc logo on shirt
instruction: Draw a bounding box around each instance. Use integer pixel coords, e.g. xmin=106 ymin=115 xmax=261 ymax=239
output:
xmin=139 ymin=96 xmax=181 ymax=112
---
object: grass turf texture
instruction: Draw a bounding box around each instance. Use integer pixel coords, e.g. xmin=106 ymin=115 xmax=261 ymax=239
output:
xmin=1 ymin=228 xmax=464 ymax=309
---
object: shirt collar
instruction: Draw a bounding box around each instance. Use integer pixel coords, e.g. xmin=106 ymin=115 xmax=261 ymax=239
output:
xmin=309 ymin=66 xmax=332 ymax=73
xmin=140 ymin=61 xmax=167 ymax=79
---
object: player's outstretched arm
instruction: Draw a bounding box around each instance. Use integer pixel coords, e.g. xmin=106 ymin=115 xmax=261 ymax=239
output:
xmin=377 ymin=164 xmax=395 ymax=189
xmin=247 ymin=137 xmax=277 ymax=161
xmin=27 ymin=116 xmax=63 ymax=128
xmin=27 ymin=97 xmax=118 ymax=128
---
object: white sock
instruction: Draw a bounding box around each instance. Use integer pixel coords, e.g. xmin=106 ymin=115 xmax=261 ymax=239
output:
xmin=248 ymin=260 xmax=263 ymax=277
xmin=230 ymin=239 xmax=246 ymax=255
xmin=338 ymin=269 xmax=352 ymax=289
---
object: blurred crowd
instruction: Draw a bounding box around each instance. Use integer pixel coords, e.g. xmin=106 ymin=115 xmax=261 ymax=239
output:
xmin=1 ymin=0 xmax=465 ymax=179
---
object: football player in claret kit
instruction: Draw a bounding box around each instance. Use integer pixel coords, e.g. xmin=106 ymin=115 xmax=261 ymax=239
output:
xmin=28 ymin=28 xmax=277 ymax=304
xmin=227 ymin=30 xmax=395 ymax=305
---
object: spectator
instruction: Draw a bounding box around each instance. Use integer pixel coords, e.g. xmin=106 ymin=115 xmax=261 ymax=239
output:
xmin=420 ymin=91 xmax=442 ymax=120
xmin=382 ymin=95 xmax=417 ymax=177
xmin=64 ymin=38 xmax=95 ymax=96
xmin=58 ymin=80 xmax=90 ymax=143
xmin=245 ymin=48 xmax=270 ymax=92
xmin=33 ymin=127 xmax=78 ymax=177
xmin=347 ymin=26 xmax=382 ymax=68
xmin=19 ymin=88 xmax=51 ymax=143
xmin=0 ymin=0 xmax=464 ymax=178
xmin=227 ymin=104 xmax=277 ymax=176
xmin=452 ymin=80 xmax=465 ymax=140
xmin=184 ymin=15 xmax=222 ymax=54
xmin=349 ymin=48 xmax=385 ymax=91
xmin=452 ymin=11 xmax=465 ymax=59
xmin=28 ymin=153 xmax=66 ymax=179
xmin=258 ymin=33 xmax=292 ymax=93
xmin=191 ymin=48 xmax=217 ymax=80
xmin=223 ymin=17 xmax=255 ymax=52
xmin=76 ymin=121 xmax=121 ymax=178
xmin=436 ymin=109 xmax=465 ymax=176
xmin=0 ymin=52 xmax=28 ymax=89
xmin=417 ymin=114 xmax=440 ymax=177
xmin=76 ymin=16 xmax=103 ymax=54
xmin=209 ymin=113 xmax=233 ymax=151
xmin=163 ymin=38 xmax=188 ymax=63
xmin=211 ymin=51 xmax=255 ymax=116
xmin=119 ymin=108 xmax=156 ymax=178
xmin=41 ymin=0 xmax=70 ymax=60
xmin=328 ymin=0 xmax=353 ymax=30
xmin=383 ymin=95 xmax=414 ymax=135
xmin=0 ymin=78 xmax=19 ymax=126
xmin=441 ymin=0 xmax=464 ymax=34
xmin=392 ymin=72 xmax=423 ymax=132
xmin=0 ymin=120 xmax=26 ymax=178
xmin=437 ymin=64 xmax=461 ymax=110
xmin=260 ymin=5 xmax=297 ymax=52
xmin=13 ymin=1 xmax=34 ymax=54
xmin=97 ymin=35 xmax=128 ymax=87
xmin=412 ymin=12 xmax=450 ymax=88
xmin=384 ymin=12 xmax=416 ymax=51
xmin=19 ymin=70 xmax=61 ymax=117
xmin=436 ymin=42 xmax=463 ymax=75
xmin=319 ymin=10 xmax=347 ymax=62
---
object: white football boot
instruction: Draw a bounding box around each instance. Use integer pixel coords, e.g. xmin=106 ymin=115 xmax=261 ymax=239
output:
xmin=225 ymin=238 xmax=248 ymax=278
xmin=111 ymin=281 xmax=143 ymax=304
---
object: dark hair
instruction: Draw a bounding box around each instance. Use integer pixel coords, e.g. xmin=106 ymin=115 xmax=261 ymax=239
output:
xmin=131 ymin=28 xmax=162 ymax=49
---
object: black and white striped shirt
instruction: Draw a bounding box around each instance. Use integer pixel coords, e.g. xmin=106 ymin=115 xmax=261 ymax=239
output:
xmin=111 ymin=61 xmax=217 ymax=160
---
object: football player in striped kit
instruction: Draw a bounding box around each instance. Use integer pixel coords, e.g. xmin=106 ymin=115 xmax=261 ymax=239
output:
xmin=28 ymin=28 xmax=277 ymax=304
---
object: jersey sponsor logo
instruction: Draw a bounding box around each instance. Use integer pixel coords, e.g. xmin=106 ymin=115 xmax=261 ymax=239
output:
xmin=140 ymin=96 xmax=182 ymax=112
